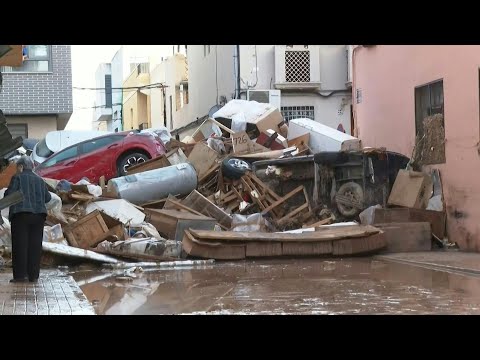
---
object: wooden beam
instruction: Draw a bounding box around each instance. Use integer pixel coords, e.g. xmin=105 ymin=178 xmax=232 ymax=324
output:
xmin=261 ymin=186 xmax=305 ymax=216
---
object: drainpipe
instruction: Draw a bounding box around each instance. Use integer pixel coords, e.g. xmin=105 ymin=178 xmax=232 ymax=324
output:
xmin=236 ymin=45 xmax=241 ymax=99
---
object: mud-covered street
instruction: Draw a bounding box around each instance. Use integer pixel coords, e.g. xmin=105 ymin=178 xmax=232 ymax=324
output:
xmin=72 ymin=256 xmax=480 ymax=315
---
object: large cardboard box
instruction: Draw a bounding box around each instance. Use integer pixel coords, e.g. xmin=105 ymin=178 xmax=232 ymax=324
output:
xmin=387 ymin=170 xmax=433 ymax=209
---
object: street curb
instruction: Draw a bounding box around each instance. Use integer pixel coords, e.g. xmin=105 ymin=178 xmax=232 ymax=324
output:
xmin=374 ymin=255 xmax=480 ymax=276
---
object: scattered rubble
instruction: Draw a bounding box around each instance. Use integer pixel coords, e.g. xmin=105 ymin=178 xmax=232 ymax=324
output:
xmin=0 ymin=100 xmax=451 ymax=269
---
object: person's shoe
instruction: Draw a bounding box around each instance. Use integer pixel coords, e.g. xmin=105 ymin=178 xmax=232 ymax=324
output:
xmin=9 ymin=278 xmax=28 ymax=283
xmin=28 ymin=278 xmax=38 ymax=283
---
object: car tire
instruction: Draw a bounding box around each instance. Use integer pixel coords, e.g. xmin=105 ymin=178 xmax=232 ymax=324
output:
xmin=118 ymin=152 xmax=149 ymax=176
xmin=222 ymin=158 xmax=251 ymax=180
xmin=336 ymin=181 xmax=364 ymax=218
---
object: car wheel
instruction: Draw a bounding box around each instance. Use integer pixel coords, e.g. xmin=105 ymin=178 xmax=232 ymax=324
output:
xmin=222 ymin=158 xmax=251 ymax=180
xmin=118 ymin=152 xmax=149 ymax=176
xmin=335 ymin=181 xmax=364 ymax=218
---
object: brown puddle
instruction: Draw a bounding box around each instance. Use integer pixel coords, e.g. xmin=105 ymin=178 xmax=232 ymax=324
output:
xmin=70 ymin=258 xmax=480 ymax=315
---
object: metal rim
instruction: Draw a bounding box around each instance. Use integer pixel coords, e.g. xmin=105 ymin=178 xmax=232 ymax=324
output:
xmin=228 ymin=159 xmax=250 ymax=170
xmin=122 ymin=155 xmax=146 ymax=173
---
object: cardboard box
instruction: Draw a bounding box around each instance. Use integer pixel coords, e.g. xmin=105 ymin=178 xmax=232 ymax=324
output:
xmin=387 ymin=170 xmax=433 ymax=209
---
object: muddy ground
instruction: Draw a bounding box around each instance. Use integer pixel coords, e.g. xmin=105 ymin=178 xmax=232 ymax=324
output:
xmin=70 ymin=257 xmax=480 ymax=315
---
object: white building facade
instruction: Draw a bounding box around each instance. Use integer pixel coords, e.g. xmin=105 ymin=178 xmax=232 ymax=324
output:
xmin=186 ymin=45 xmax=353 ymax=135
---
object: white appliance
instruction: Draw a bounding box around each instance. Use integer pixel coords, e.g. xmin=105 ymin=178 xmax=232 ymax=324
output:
xmin=288 ymin=118 xmax=361 ymax=153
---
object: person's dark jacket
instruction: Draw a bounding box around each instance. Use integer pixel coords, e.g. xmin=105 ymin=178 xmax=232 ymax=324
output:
xmin=5 ymin=169 xmax=52 ymax=220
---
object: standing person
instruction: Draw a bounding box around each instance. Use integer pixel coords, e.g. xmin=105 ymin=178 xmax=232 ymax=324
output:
xmin=5 ymin=156 xmax=51 ymax=283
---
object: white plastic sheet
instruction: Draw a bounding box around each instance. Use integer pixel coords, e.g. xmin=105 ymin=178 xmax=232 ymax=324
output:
xmin=231 ymin=213 xmax=270 ymax=232
xmin=0 ymin=216 xmax=11 ymax=248
xmin=86 ymin=199 xmax=146 ymax=225
xmin=75 ymin=179 xmax=102 ymax=197
xmin=46 ymin=192 xmax=68 ymax=223
xmin=212 ymin=99 xmax=275 ymax=124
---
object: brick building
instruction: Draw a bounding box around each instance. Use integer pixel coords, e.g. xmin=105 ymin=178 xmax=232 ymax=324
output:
xmin=0 ymin=45 xmax=73 ymax=140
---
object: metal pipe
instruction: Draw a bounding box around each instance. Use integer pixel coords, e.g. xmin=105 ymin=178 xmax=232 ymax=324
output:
xmin=236 ymin=45 xmax=241 ymax=99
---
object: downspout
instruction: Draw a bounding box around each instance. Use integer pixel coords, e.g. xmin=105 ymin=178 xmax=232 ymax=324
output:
xmin=236 ymin=45 xmax=241 ymax=99
xmin=351 ymin=45 xmax=359 ymax=138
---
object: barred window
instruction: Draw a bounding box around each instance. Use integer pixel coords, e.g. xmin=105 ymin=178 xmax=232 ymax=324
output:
xmin=281 ymin=106 xmax=315 ymax=123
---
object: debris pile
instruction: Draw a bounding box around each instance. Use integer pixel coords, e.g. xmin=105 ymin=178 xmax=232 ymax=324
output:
xmin=0 ymin=100 xmax=452 ymax=266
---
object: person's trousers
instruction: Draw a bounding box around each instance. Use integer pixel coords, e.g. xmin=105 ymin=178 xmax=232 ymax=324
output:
xmin=11 ymin=213 xmax=46 ymax=281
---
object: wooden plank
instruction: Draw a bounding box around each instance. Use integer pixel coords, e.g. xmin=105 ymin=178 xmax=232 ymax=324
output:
xmin=189 ymin=225 xmax=381 ymax=243
xmin=70 ymin=193 xmax=95 ymax=202
xmin=198 ymin=163 xmax=220 ymax=184
xmin=182 ymin=190 xmax=232 ymax=229
xmin=332 ymin=231 xmax=386 ymax=255
xmin=303 ymin=217 xmax=334 ymax=228
xmin=182 ymin=230 xmax=246 ymax=260
xmin=287 ymin=133 xmax=310 ymax=148
xmin=373 ymin=208 xmax=446 ymax=239
xmin=374 ymin=222 xmax=432 ymax=253
xmin=261 ymin=186 xmax=305 ymax=216
xmin=164 ymin=198 xmax=205 ymax=217
xmin=127 ymin=154 xmax=170 ymax=175
xmin=246 ymin=242 xmax=282 ymax=257
xmin=187 ymin=142 xmax=219 ymax=179
xmin=282 ymin=242 xmax=333 ymax=256
xmin=64 ymin=210 xmax=110 ymax=249
xmin=141 ymin=198 xmax=168 ymax=209
xmin=208 ymin=118 xmax=235 ymax=135
xmin=144 ymin=208 xmax=216 ymax=240
xmin=277 ymin=203 xmax=309 ymax=225
xmin=302 ymin=186 xmax=313 ymax=214
xmin=0 ymin=162 xmax=16 ymax=188
xmin=247 ymin=173 xmax=282 ymax=201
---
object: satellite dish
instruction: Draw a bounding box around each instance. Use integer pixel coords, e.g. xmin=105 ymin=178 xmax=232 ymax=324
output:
xmin=208 ymin=104 xmax=222 ymax=118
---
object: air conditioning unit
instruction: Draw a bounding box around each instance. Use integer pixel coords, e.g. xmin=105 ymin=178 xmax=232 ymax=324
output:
xmin=247 ymin=89 xmax=281 ymax=109
xmin=274 ymin=45 xmax=321 ymax=90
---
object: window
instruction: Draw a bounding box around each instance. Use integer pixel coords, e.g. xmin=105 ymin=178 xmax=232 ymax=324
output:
xmin=281 ymin=106 xmax=315 ymax=123
xmin=105 ymin=74 xmax=112 ymax=108
xmin=7 ymin=124 xmax=28 ymax=139
xmin=81 ymin=135 xmax=124 ymax=154
xmin=285 ymin=50 xmax=310 ymax=83
xmin=35 ymin=138 xmax=54 ymax=158
xmin=414 ymin=79 xmax=445 ymax=164
xmin=1 ymin=45 xmax=51 ymax=72
xmin=176 ymin=84 xmax=189 ymax=111
xmin=41 ymin=146 xmax=79 ymax=168
xmin=415 ymin=80 xmax=444 ymax=137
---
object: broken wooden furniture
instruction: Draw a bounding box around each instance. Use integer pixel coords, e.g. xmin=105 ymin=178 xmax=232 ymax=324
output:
xmin=143 ymin=208 xmax=217 ymax=242
xmin=182 ymin=225 xmax=386 ymax=260
xmin=258 ymin=182 xmax=313 ymax=227
xmin=63 ymin=210 xmax=113 ymax=249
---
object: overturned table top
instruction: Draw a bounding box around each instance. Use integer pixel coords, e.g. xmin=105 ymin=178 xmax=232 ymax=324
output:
xmin=183 ymin=225 xmax=387 ymax=260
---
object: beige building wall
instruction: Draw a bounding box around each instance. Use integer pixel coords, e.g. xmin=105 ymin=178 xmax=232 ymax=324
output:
xmin=122 ymin=67 xmax=151 ymax=130
xmin=149 ymin=54 xmax=190 ymax=131
xmin=6 ymin=115 xmax=58 ymax=139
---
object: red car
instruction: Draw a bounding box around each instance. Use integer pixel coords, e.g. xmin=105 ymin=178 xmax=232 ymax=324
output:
xmin=34 ymin=131 xmax=166 ymax=184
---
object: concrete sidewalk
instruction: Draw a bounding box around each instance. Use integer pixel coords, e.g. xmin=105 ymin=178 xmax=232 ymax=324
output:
xmin=0 ymin=270 xmax=95 ymax=315
xmin=375 ymin=251 xmax=480 ymax=276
